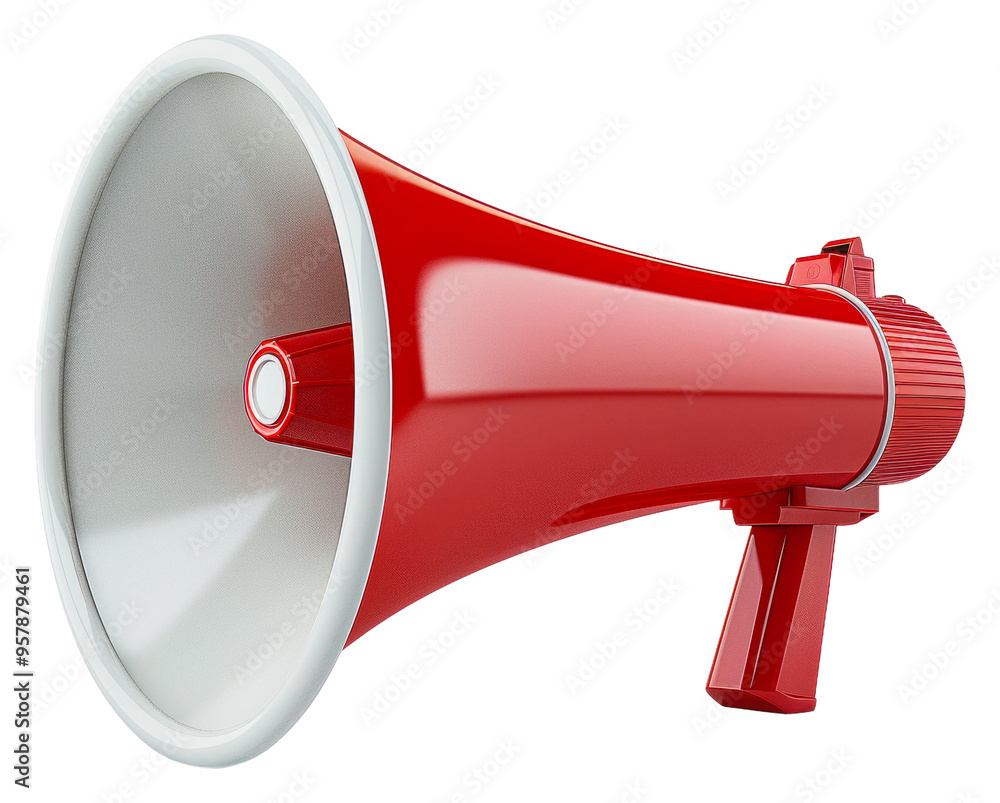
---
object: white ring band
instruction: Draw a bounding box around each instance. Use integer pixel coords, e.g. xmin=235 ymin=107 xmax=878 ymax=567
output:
xmin=804 ymin=284 xmax=894 ymax=490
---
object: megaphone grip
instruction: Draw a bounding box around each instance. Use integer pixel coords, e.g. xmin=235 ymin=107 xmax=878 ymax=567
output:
xmin=706 ymin=523 xmax=837 ymax=713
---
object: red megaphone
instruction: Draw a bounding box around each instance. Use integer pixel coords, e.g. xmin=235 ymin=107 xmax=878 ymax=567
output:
xmin=245 ymin=135 xmax=965 ymax=714
xmin=41 ymin=37 xmax=964 ymax=766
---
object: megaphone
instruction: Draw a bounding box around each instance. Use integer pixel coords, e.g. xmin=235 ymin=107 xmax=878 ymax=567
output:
xmin=38 ymin=36 xmax=965 ymax=766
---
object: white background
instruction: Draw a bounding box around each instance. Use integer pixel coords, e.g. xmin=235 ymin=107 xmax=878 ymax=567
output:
xmin=2 ymin=0 xmax=998 ymax=801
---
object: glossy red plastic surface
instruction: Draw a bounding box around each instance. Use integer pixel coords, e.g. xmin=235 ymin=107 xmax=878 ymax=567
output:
xmin=244 ymin=135 xmax=965 ymax=714
xmin=339 ymin=135 xmax=890 ymax=645
xmin=708 ymin=524 xmax=837 ymax=713
xmin=786 ymin=237 xmax=966 ymax=487
xmin=243 ymin=323 xmax=354 ymax=457
xmin=861 ymin=299 xmax=965 ymax=485
xmin=709 ymin=484 xmax=878 ymax=712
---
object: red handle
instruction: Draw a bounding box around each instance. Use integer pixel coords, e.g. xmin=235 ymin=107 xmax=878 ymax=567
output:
xmin=706 ymin=524 xmax=837 ymax=713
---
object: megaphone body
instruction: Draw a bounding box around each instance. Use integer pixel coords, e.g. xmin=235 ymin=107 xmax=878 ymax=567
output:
xmin=341 ymin=134 xmax=897 ymax=637
xmin=38 ymin=37 xmax=964 ymax=766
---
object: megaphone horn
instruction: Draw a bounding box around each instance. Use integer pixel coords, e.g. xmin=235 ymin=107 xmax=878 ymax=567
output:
xmin=38 ymin=36 xmax=964 ymax=766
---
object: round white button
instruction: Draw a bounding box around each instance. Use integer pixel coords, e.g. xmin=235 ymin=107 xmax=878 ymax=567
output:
xmin=248 ymin=354 xmax=287 ymax=425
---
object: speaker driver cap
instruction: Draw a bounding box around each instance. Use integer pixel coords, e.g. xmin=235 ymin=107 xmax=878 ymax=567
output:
xmin=248 ymin=355 xmax=288 ymax=426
